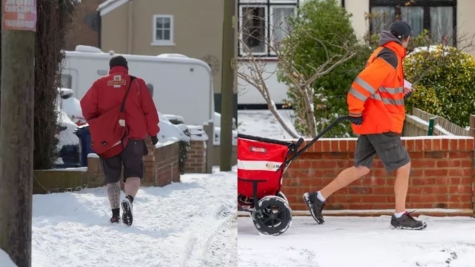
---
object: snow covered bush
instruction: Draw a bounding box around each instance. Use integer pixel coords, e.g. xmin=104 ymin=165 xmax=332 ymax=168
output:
xmin=403 ymin=45 xmax=475 ymax=127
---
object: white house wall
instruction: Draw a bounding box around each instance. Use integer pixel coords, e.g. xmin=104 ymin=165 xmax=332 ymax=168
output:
xmin=238 ymin=61 xmax=288 ymax=105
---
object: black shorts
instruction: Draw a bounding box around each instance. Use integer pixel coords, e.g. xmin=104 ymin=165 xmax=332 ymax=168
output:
xmin=354 ymin=132 xmax=411 ymax=172
xmin=100 ymin=139 xmax=148 ymax=184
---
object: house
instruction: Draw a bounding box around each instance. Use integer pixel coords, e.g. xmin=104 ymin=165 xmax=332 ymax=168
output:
xmin=97 ymin=0 xmax=237 ymax=119
xmin=65 ymin=0 xmax=106 ymax=50
xmin=237 ymin=0 xmax=475 ymax=108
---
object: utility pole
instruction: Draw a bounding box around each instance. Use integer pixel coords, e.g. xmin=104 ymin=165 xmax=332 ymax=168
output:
xmin=220 ymin=0 xmax=236 ymax=171
xmin=0 ymin=0 xmax=37 ymax=266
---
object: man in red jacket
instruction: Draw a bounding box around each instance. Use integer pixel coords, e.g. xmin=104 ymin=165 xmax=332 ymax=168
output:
xmin=81 ymin=56 xmax=160 ymax=226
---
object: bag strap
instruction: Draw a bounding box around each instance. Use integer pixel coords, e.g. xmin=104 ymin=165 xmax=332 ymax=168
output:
xmin=120 ymin=75 xmax=136 ymax=113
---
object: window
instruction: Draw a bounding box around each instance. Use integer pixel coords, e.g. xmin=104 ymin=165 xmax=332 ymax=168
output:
xmin=369 ymin=0 xmax=456 ymax=46
xmin=239 ymin=0 xmax=299 ymax=57
xmin=152 ymin=15 xmax=174 ymax=46
xmin=61 ymin=74 xmax=72 ymax=88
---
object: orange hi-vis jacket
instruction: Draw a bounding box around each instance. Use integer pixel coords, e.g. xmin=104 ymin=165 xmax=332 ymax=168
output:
xmin=347 ymin=31 xmax=407 ymax=135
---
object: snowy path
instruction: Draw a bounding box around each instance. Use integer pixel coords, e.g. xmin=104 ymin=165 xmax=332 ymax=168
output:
xmin=238 ymin=216 xmax=475 ymax=267
xmin=31 ymin=170 xmax=237 ymax=267
xmin=238 ymin=110 xmax=297 ymax=139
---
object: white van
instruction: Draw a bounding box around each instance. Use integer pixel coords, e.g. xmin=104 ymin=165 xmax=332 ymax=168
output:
xmin=60 ymin=45 xmax=214 ymax=125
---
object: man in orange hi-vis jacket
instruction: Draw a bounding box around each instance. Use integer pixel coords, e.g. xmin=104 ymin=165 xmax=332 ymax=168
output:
xmin=303 ymin=21 xmax=427 ymax=230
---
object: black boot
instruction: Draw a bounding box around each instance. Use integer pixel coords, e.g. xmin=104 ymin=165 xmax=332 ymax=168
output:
xmin=121 ymin=195 xmax=134 ymax=226
xmin=391 ymin=211 xmax=427 ymax=230
xmin=110 ymin=208 xmax=120 ymax=224
xmin=303 ymin=192 xmax=326 ymax=224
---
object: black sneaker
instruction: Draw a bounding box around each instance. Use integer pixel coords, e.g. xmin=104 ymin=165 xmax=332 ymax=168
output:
xmin=121 ymin=197 xmax=134 ymax=226
xmin=391 ymin=211 xmax=427 ymax=230
xmin=110 ymin=215 xmax=120 ymax=224
xmin=303 ymin=192 xmax=325 ymax=224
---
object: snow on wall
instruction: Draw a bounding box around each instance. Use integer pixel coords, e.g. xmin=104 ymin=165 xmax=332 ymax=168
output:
xmin=186 ymin=125 xmax=209 ymax=142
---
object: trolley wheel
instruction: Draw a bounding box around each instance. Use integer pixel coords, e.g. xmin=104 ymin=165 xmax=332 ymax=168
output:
xmin=251 ymin=196 xmax=292 ymax=236
xmin=277 ymin=191 xmax=288 ymax=203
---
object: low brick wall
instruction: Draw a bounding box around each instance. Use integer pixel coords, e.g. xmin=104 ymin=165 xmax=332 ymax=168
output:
xmin=282 ymin=136 xmax=474 ymax=215
xmin=87 ymin=141 xmax=180 ymax=187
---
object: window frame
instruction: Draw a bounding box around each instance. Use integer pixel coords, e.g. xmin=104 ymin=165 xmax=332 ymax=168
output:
xmin=369 ymin=0 xmax=457 ymax=46
xmin=269 ymin=5 xmax=298 ymax=55
xmin=239 ymin=4 xmax=269 ymax=56
xmin=238 ymin=0 xmax=300 ymax=58
xmin=152 ymin=14 xmax=175 ymax=46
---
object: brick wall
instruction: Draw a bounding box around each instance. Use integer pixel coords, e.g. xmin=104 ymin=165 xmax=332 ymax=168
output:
xmin=185 ymin=141 xmax=207 ymax=173
xmin=283 ymin=137 xmax=474 ymax=214
xmin=87 ymin=141 xmax=180 ymax=187
xmin=65 ymin=0 xmax=106 ymax=50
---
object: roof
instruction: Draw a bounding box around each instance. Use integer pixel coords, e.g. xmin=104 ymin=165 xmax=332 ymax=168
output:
xmin=97 ymin=0 xmax=129 ymax=16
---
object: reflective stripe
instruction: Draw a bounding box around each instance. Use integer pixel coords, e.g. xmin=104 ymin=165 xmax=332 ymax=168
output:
xmin=237 ymin=160 xmax=282 ymax=171
xmin=354 ymin=77 xmax=376 ymax=94
xmin=370 ymin=94 xmax=405 ymax=105
xmin=349 ymin=87 xmax=368 ymax=101
xmin=379 ymin=86 xmax=404 ymax=94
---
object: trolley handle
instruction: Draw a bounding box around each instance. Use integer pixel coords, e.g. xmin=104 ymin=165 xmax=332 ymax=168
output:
xmin=292 ymin=137 xmax=304 ymax=152
xmin=288 ymin=115 xmax=351 ymax=161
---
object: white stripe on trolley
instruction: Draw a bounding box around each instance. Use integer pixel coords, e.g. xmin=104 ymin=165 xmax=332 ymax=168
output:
xmin=237 ymin=160 xmax=283 ymax=171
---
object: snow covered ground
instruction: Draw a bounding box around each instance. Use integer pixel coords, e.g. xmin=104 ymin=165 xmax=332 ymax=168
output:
xmin=238 ymin=216 xmax=475 ymax=267
xmin=0 ymin=168 xmax=237 ymax=267
xmin=238 ymin=109 xmax=297 ymax=139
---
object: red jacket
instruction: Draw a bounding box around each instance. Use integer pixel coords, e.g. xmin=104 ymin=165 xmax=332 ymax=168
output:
xmin=81 ymin=66 xmax=160 ymax=140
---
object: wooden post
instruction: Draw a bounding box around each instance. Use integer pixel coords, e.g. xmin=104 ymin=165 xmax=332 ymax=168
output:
xmin=427 ymin=116 xmax=436 ymax=136
xmin=0 ymin=5 xmax=37 ymax=266
xmin=203 ymin=121 xmax=214 ymax=173
xmin=219 ymin=0 xmax=236 ymax=172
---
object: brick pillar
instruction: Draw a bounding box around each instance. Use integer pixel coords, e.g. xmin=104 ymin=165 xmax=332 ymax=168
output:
xmin=185 ymin=140 xmax=207 ymax=173
xmin=143 ymin=139 xmax=156 ymax=186
xmin=86 ymin=154 xmax=104 ymax=187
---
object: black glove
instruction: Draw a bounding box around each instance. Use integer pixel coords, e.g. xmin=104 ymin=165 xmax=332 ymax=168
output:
xmin=349 ymin=115 xmax=363 ymax=125
xmin=151 ymin=135 xmax=159 ymax=145
xmin=404 ymin=90 xmax=413 ymax=100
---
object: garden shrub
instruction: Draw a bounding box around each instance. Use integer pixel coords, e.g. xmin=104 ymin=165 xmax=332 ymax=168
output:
xmin=403 ymin=45 xmax=475 ymax=127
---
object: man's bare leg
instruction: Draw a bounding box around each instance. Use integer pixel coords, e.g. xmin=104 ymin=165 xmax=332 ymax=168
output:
xmin=303 ymin=166 xmax=370 ymax=224
xmin=319 ymin=166 xmax=371 ymax=200
xmin=390 ymin=161 xmax=426 ymax=229
xmin=124 ymin=177 xmax=141 ymax=198
xmin=107 ymin=181 xmax=121 ymax=221
xmin=393 ymin=162 xmax=411 ymax=213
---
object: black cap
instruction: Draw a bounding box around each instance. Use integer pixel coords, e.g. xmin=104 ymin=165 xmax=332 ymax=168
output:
xmin=109 ymin=55 xmax=128 ymax=69
xmin=389 ymin=20 xmax=413 ymax=39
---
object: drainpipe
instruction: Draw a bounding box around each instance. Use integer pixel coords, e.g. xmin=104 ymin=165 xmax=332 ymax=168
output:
xmin=97 ymin=11 xmax=102 ymax=49
xmin=341 ymin=0 xmax=345 ymax=8
xmin=127 ymin=0 xmax=133 ymax=54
